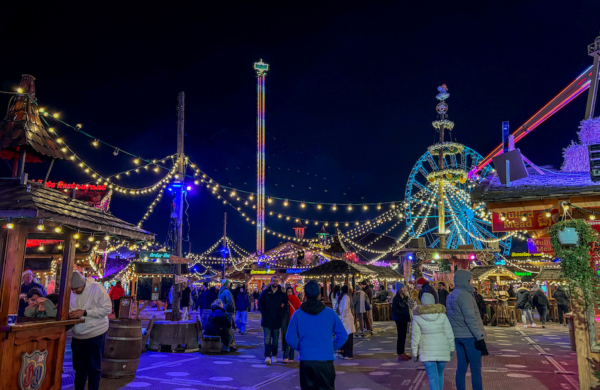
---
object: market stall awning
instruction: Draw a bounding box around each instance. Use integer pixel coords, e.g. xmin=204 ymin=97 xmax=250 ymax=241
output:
xmin=471 ymin=265 xmax=521 ymax=282
xmin=362 ymin=264 xmax=403 ymax=280
xmin=300 ymin=260 xmax=376 ymax=277
xmin=533 ymin=268 xmax=564 ymax=281
xmin=0 ymin=178 xmax=153 ymax=241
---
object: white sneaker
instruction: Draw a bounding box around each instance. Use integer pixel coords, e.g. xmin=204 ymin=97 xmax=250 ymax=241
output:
xmin=531 ymin=323 xmax=536 ymax=327
xmin=523 ymin=325 xmax=527 ymax=329
xmin=272 ymin=357 xmax=278 ymax=363
xmin=560 ymin=324 xmax=564 ymax=327
xmin=265 ymin=357 xmax=271 ymax=364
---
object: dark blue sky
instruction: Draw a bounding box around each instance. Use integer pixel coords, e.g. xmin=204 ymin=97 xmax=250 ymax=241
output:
xmin=2 ymin=1 xmax=600 ymax=253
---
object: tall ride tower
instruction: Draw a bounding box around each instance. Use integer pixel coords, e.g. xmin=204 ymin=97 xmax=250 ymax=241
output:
xmin=254 ymin=60 xmax=269 ymax=254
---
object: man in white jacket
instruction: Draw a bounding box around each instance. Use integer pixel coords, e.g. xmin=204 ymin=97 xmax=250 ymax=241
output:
xmin=69 ymin=271 xmax=112 ymax=390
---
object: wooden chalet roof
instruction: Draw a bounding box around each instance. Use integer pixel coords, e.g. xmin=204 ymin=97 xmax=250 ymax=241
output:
xmin=471 ymin=166 xmax=600 ymax=204
xmin=534 ymin=268 xmax=564 ymax=281
xmin=132 ymin=262 xmax=189 ymax=275
xmin=362 ymin=264 xmax=403 ymax=280
xmin=0 ymin=178 xmax=153 ymax=241
xmin=470 ymin=265 xmax=521 ymax=281
xmin=0 ymin=75 xmax=66 ymax=161
xmin=300 ymin=260 xmax=376 ymax=277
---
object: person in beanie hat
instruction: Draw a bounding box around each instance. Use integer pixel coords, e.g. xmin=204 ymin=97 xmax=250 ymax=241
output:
xmin=204 ymin=299 xmax=237 ymax=352
xmin=286 ymin=280 xmax=347 ymax=390
xmin=69 ymin=271 xmax=112 ymax=390
xmin=218 ymin=279 xmax=235 ymax=323
xmin=258 ymin=276 xmax=288 ymax=364
xmin=417 ymin=277 xmax=439 ymax=304
xmin=18 ymin=269 xmax=46 ymax=316
xmin=411 ymin=292 xmax=455 ymax=390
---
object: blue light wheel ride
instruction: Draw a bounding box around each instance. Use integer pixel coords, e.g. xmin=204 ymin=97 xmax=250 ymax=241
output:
xmin=403 ymin=146 xmax=512 ymax=255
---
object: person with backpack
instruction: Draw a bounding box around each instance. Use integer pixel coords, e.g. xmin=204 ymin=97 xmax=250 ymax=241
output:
xmin=516 ymin=286 xmax=535 ymax=328
xmin=411 ymin=292 xmax=455 ymax=390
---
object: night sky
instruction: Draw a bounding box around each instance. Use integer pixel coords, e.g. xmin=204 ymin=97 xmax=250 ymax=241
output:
xmin=2 ymin=1 xmax=600 ymax=254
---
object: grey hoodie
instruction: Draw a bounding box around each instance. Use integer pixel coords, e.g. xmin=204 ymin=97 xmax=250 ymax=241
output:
xmin=446 ymin=269 xmax=486 ymax=340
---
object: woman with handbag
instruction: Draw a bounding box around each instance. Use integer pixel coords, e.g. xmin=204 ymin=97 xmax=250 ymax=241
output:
xmin=282 ymin=287 xmax=301 ymax=363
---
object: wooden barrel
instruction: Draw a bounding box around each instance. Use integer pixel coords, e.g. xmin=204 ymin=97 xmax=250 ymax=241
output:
xmin=102 ymin=318 xmax=143 ymax=378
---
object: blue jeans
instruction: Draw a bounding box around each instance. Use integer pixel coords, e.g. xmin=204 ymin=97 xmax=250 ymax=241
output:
xmin=236 ymin=310 xmax=247 ymax=333
xmin=423 ymin=361 xmax=447 ymax=390
xmin=263 ymin=327 xmax=280 ymax=358
xmin=455 ymin=338 xmax=482 ymax=390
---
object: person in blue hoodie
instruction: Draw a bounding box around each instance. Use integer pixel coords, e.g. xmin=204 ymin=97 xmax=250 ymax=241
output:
xmin=286 ymin=280 xmax=348 ymax=390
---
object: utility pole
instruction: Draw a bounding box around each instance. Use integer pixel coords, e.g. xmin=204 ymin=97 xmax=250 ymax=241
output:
xmin=222 ymin=212 xmax=227 ymax=278
xmin=172 ymin=91 xmax=185 ymax=321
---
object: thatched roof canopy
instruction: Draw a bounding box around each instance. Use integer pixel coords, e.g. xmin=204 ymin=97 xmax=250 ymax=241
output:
xmin=362 ymin=264 xmax=403 ymax=280
xmin=300 ymin=260 xmax=376 ymax=277
xmin=534 ymin=268 xmax=564 ymax=281
xmin=470 ymin=265 xmax=521 ymax=282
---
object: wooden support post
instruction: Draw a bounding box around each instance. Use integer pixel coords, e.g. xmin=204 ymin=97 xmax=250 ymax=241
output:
xmin=323 ymin=276 xmax=328 ymax=302
xmin=57 ymin=234 xmax=76 ymax=320
xmin=345 ymin=274 xmax=349 ymax=288
xmin=0 ymin=224 xmax=27 ymax=325
xmin=571 ymin=291 xmax=600 ymax=389
xmin=331 ymin=276 xmax=335 ymax=301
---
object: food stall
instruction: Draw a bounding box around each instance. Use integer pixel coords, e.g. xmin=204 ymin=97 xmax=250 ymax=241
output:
xmin=0 ymin=178 xmax=153 ymax=390
xmin=470 ymin=265 xmax=521 ymax=326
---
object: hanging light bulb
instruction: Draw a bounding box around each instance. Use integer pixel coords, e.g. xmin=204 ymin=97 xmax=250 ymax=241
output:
xmin=38 ymin=244 xmax=44 ymax=251
xmin=377 ymin=203 xmax=382 ymax=210
xmin=74 ymin=230 xmax=80 ymax=239
xmin=37 ymin=219 xmax=44 ymax=231
xmin=75 ymin=241 xmax=80 ymax=248
xmin=363 ymin=204 xmax=368 ymax=211
xmin=88 ymin=235 xmax=94 ymax=242
xmin=104 ymin=233 xmax=110 ymax=240
xmin=347 ymin=204 xmax=353 ymax=211
xmin=332 ymin=204 xmax=337 ymax=211
xmin=300 ymin=202 xmax=306 ymax=208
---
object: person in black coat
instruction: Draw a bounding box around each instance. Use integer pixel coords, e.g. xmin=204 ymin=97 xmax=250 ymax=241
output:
xmin=553 ymin=286 xmax=570 ymax=326
xmin=204 ymin=299 xmax=237 ymax=353
xmin=392 ymin=282 xmax=414 ymax=360
xmin=252 ymin=288 xmax=260 ymax=311
xmin=258 ymin=276 xmax=288 ymax=364
xmin=516 ymin=287 xmax=535 ymax=328
xmin=532 ymin=288 xmax=550 ymax=328
xmin=437 ymin=282 xmax=449 ymax=307
xmin=507 ymin=285 xmax=516 ymax=298
xmin=180 ymin=282 xmax=191 ymax=320
xmin=473 ymin=287 xmax=487 ymax=321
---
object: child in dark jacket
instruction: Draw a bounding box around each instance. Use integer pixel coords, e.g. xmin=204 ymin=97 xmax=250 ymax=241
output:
xmin=24 ymin=288 xmax=57 ymax=318
xmin=204 ymin=299 xmax=237 ymax=353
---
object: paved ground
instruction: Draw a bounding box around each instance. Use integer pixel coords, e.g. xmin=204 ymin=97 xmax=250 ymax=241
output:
xmin=61 ymin=309 xmax=578 ymax=390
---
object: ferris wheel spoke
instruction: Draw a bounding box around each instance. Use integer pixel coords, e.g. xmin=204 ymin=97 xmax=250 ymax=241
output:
xmin=473 ymin=217 xmax=492 ymax=226
xmin=413 ymin=180 xmax=426 ymax=191
xmin=430 ymin=237 xmax=440 ymax=248
xmin=426 ymin=152 xmax=439 ymax=171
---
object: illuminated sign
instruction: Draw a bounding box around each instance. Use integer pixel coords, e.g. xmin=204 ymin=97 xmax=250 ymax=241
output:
xmin=515 ymin=271 xmax=532 ymax=276
xmin=510 ymin=252 xmax=543 ymax=257
xmin=37 ymin=180 xmax=107 ymax=191
xmin=285 ymin=269 xmax=306 ymax=274
xmin=250 ymin=270 xmax=275 ymax=275
xmin=492 ymin=210 xmax=557 ymax=232
xmin=527 ymin=237 xmax=554 ymax=255
xmin=140 ymin=251 xmax=171 ymax=260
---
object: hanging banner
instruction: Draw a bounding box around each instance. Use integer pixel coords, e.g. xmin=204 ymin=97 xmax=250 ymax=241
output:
xmin=527 ymin=237 xmax=554 ymax=254
xmin=492 ymin=210 xmax=558 ymax=232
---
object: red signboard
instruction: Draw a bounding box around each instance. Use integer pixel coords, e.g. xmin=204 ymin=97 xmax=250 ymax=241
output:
xmin=492 ymin=210 xmax=558 ymax=232
xmin=527 ymin=237 xmax=554 ymax=254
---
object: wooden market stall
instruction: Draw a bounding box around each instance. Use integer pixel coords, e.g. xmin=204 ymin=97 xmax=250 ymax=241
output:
xmin=0 ymin=178 xmax=153 ymax=390
xmin=471 ymin=265 xmax=521 ymax=326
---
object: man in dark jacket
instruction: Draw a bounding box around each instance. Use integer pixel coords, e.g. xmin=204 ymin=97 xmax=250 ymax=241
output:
xmin=553 ymin=286 xmax=570 ymax=326
xmin=235 ymin=285 xmax=250 ymax=334
xmin=258 ymin=276 xmax=288 ymax=364
xmin=473 ymin=287 xmax=487 ymax=322
xmin=392 ymin=282 xmax=413 ymax=360
xmin=516 ymin=287 xmax=535 ymax=328
xmin=417 ymin=277 xmax=439 ymax=304
xmin=507 ymin=285 xmax=516 ymax=298
xmin=286 ymin=280 xmax=347 ymax=390
xmin=204 ymin=299 xmax=237 ymax=353
xmin=438 ymin=282 xmax=449 ymax=307
xmin=532 ymin=288 xmax=550 ymax=328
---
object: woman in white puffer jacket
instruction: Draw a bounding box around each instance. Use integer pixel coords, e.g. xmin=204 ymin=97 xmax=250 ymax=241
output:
xmin=411 ymin=292 xmax=455 ymax=390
